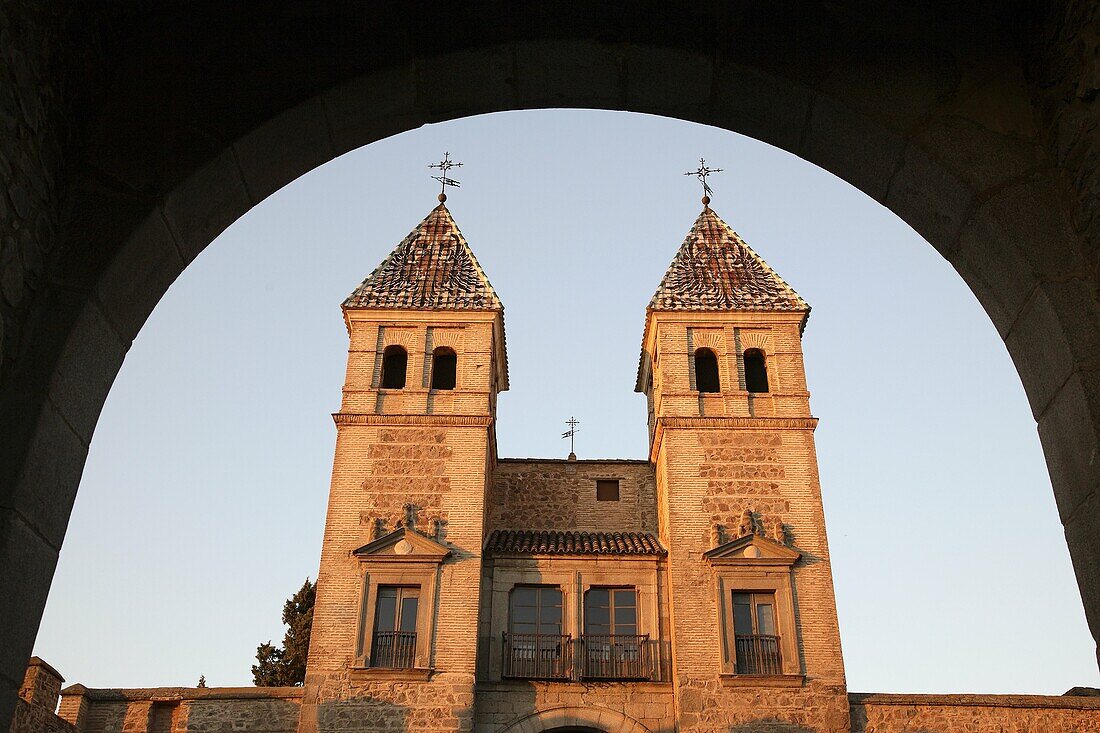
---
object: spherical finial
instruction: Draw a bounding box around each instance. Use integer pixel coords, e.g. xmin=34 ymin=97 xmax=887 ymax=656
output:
xmin=438 ymin=192 xmax=447 ymax=203
xmin=701 ymin=195 xmax=710 ymax=206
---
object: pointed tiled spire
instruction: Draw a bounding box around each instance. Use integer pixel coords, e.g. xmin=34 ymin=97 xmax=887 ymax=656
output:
xmin=648 ymin=206 xmax=809 ymax=315
xmin=344 ymin=203 xmax=502 ymax=310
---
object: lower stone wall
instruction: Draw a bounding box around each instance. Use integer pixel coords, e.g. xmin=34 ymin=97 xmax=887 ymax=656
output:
xmin=9 ymin=698 xmax=77 ymax=733
xmin=60 ymin=687 xmax=302 ymax=733
xmin=473 ymin=681 xmax=675 ymax=733
xmin=849 ymin=692 xmax=1100 ymax=733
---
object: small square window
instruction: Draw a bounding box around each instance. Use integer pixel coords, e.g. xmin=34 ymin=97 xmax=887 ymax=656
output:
xmin=596 ymin=480 xmax=620 ymax=502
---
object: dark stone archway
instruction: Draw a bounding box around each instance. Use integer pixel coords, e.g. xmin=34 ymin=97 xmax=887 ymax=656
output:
xmin=3 ymin=2 xmax=1099 ymax=726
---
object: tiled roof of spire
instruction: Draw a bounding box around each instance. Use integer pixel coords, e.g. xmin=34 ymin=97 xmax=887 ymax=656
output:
xmin=648 ymin=206 xmax=809 ymax=314
xmin=344 ymin=203 xmax=502 ymax=310
xmin=485 ymin=530 xmax=666 ymax=556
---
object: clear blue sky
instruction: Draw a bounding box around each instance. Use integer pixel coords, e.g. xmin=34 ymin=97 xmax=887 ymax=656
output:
xmin=34 ymin=110 xmax=1098 ymax=694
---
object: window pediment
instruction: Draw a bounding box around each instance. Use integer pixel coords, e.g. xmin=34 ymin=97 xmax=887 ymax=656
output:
xmin=353 ymin=527 xmax=450 ymax=564
xmin=703 ymin=534 xmax=799 ymax=567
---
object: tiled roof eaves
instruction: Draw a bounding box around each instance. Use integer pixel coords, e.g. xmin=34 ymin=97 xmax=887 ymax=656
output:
xmin=485 ymin=530 xmax=667 ymax=557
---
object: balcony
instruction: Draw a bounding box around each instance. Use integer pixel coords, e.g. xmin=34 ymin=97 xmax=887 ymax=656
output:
xmin=503 ymin=633 xmax=573 ymax=680
xmin=503 ymin=633 xmax=665 ymax=681
xmin=580 ymin=634 xmax=658 ymax=680
xmin=370 ymin=631 xmax=417 ymax=669
xmin=734 ymin=634 xmax=782 ymax=675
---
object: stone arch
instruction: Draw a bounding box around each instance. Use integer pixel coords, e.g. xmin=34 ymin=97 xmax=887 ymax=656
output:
xmin=2 ymin=6 xmax=1099 ymax=723
xmin=498 ymin=705 xmax=651 ymax=733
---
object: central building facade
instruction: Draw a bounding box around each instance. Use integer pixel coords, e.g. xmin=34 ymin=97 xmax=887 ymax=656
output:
xmin=299 ymin=197 xmax=850 ymax=733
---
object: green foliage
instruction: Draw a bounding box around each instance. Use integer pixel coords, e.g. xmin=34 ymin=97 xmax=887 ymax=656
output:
xmin=252 ymin=578 xmax=316 ymax=686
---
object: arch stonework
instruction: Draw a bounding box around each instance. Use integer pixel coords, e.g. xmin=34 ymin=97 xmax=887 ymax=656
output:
xmin=2 ymin=3 xmax=1099 ymax=728
xmin=499 ymin=705 xmax=651 ymax=733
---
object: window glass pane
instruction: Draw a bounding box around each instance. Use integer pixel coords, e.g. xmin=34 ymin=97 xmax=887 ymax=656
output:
xmin=399 ymin=596 xmax=419 ymax=632
xmin=586 ymin=588 xmax=609 ymax=611
xmin=541 ymin=603 xmax=562 ymax=624
xmin=513 ymin=622 xmax=536 ymax=635
xmin=586 ymin=604 xmax=610 ymax=626
xmin=541 ymin=587 xmax=562 ymax=607
xmin=512 ymin=587 xmax=536 ymax=608
xmin=375 ymin=590 xmax=397 ymax=633
xmin=613 ymin=589 xmax=636 ymax=608
xmin=512 ymin=605 xmax=536 ymax=624
xmin=614 ymin=605 xmax=636 ymax=627
xmin=756 ymin=603 xmax=776 ymax=636
xmin=733 ymin=596 xmax=753 ymax=636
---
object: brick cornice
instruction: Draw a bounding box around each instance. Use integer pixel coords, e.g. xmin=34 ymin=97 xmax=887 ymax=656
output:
xmin=332 ymin=413 xmax=494 ymax=427
xmin=656 ymin=416 xmax=818 ymax=430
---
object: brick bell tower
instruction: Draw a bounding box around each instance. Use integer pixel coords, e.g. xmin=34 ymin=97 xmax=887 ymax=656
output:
xmin=636 ymin=199 xmax=850 ymax=731
xmin=299 ymin=197 xmax=506 ymax=732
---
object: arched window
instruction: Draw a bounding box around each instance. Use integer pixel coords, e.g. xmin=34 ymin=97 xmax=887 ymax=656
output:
xmin=744 ymin=349 xmax=769 ymax=393
xmin=380 ymin=345 xmax=407 ymax=389
xmin=694 ymin=348 xmax=720 ymax=393
xmin=430 ymin=347 xmax=457 ymax=390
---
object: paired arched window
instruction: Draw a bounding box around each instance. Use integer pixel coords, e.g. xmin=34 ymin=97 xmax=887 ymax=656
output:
xmin=380 ymin=345 xmax=408 ymax=389
xmin=744 ymin=349 xmax=769 ymax=393
xmin=694 ymin=348 xmax=721 ymax=393
xmin=430 ymin=347 xmax=457 ymax=390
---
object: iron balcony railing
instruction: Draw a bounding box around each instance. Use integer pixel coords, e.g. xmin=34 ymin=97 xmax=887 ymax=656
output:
xmin=370 ymin=631 xmax=417 ymax=669
xmin=579 ymin=634 xmax=657 ymax=680
xmin=503 ymin=633 xmax=667 ymax=681
xmin=502 ymin=633 xmax=572 ymax=680
xmin=734 ymin=634 xmax=782 ymax=675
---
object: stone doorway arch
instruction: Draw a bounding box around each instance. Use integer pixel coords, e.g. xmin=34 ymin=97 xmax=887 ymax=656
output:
xmin=499 ymin=706 xmax=651 ymax=733
xmin=2 ymin=4 xmax=1098 ymax=726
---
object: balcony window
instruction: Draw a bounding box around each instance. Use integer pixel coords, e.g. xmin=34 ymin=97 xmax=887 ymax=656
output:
xmin=504 ymin=586 xmax=569 ymax=679
xmin=582 ymin=588 xmax=654 ymax=680
xmin=370 ymin=586 xmax=419 ymax=668
xmin=731 ymin=591 xmax=781 ymax=675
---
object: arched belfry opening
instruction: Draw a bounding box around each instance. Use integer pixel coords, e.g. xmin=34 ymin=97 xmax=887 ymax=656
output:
xmin=694 ymin=348 xmax=721 ymax=393
xmin=431 ymin=347 xmax=457 ymax=390
xmin=380 ymin=345 xmax=408 ymax=389
xmin=744 ymin=349 xmax=769 ymax=394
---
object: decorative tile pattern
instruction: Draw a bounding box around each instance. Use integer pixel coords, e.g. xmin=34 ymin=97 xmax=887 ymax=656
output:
xmin=344 ymin=203 xmax=502 ymax=310
xmin=649 ymin=207 xmax=809 ymax=314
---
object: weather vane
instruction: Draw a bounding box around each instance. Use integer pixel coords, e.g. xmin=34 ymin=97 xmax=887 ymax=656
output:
xmin=684 ymin=157 xmax=723 ymax=205
xmin=429 ymin=152 xmax=463 ymax=202
xmin=561 ymin=416 xmax=580 ymax=460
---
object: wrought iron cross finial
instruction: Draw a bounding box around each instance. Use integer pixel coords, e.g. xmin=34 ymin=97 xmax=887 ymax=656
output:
xmin=429 ymin=152 xmax=463 ymax=202
xmin=684 ymin=157 xmax=723 ymax=205
xmin=561 ymin=416 xmax=580 ymax=460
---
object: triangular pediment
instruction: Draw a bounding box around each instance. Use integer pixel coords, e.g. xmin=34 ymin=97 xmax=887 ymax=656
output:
xmin=703 ymin=533 xmax=800 ymax=566
xmin=353 ymin=527 xmax=451 ymax=563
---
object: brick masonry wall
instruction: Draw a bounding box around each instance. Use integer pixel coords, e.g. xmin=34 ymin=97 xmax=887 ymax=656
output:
xmin=301 ymin=309 xmax=503 ymax=733
xmin=850 ymin=693 xmax=1100 ymax=732
xmin=645 ymin=313 xmax=850 ymax=733
xmin=489 ymin=460 xmax=657 ymax=533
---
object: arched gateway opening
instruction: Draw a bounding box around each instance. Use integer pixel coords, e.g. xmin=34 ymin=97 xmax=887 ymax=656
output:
xmin=2 ymin=5 xmax=1099 ymax=726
